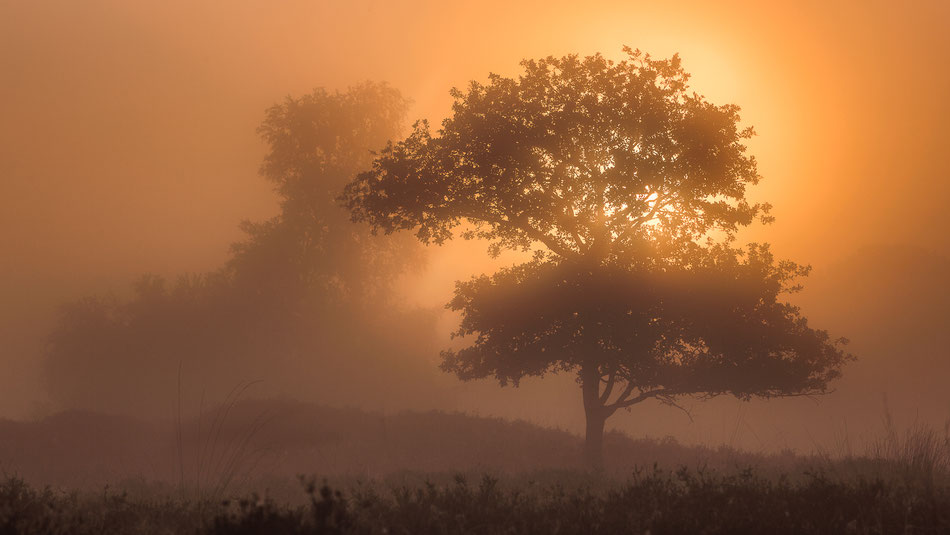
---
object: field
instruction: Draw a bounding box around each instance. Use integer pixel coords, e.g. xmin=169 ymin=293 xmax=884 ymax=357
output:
xmin=2 ymin=401 xmax=949 ymax=533
xmin=3 ymin=466 xmax=950 ymax=534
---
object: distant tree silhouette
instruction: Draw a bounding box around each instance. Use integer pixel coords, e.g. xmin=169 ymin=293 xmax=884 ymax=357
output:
xmin=343 ymin=49 xmax=852 ymax=469
xmin=45 ymin=83 xmax=439 ymax=415
xmin=231 ymin=82 xmax=423 ymax=306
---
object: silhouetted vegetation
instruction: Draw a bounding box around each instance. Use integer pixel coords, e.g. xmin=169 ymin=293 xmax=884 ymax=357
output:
xmin=43 ymin=84 xmax=443 ymax=417
xmin=213 ymin=470 xmax=950 ymax=535
xmin=17 ymin=44 xmax=931 ymax=533
xmin=3 ymin=0 xmax=949 ymax=530
xmin=343 ymin=48 xmax=852 ymax=468
xmin=3 ymin=465 xmax=949 ymax=534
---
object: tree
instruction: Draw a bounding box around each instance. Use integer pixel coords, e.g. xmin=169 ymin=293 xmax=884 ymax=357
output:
xmin=231 ymin=82 xmax=423 ymax=307
xmin=45 ymin=83 xmax=440 ymax=415
xmin=343 ymin=49 xmax=852 ymax=469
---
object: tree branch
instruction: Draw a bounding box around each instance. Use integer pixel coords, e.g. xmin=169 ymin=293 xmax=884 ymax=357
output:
xmin=655 ymin=393 xmax=693 ymax=422
xmin=534 ymin=183 xmax=587 ymax=254
xmin=632 ymin=195 xmax=670 ymax=227
xmin=567 ymin=220 xmax=586 ymax=252
xmin=608 ymin=386 xmax=669 ymax=411
xmin=614 ymin=193 xmax=671 ymax=242
xmin=527 ymin=225 xmax=575 ymax=258
xmin=507 ymin=211 xmax=576 ymax=259
xmin=599 ymin=371 xmax=617 ymax=404
xmin=607 ymin=380 xmax=636 ymax=407
xmin=456 ymin=209 xmax=575 ymax=259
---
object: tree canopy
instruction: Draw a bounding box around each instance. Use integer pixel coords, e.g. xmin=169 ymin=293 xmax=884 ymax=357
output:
xmin=442 ymin=244 xmax=844 ymax=400
xmin=233 ymin=82 xmax=423 ymax=306
xmin=344 ymin=47 xmax=770 ymax=264
xmin=343 ymin=49 xmax=851 ymax=468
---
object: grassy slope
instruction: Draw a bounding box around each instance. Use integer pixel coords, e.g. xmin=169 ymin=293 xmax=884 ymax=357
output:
xmin=0 ymin=399 xmax=802 ymax=492
xmin=2 ymin=400 xmax=949 ymax=533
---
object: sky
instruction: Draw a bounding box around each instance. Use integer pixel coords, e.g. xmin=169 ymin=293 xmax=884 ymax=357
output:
xmin=1 ymin=0 xmax=948 ymax=449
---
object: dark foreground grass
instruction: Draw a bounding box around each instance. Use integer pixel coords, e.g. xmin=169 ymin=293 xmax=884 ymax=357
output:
xmin=3 ymin=468 xmax=949 ymax=534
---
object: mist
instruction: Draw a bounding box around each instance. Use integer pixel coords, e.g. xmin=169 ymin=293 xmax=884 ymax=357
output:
xmin=2 ymin=0 xmax=949 ymax=475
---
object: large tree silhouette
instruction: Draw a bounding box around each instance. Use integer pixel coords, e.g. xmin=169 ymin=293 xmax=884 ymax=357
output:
xmin=343 ymin=49 xmax=851 ymax=469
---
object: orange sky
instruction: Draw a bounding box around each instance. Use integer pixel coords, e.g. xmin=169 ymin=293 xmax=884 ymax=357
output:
xmin=1 ymin=0 xmax=948 ymax=421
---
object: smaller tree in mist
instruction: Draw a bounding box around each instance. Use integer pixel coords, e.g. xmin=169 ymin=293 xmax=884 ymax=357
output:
xmin=45 ymin=83 xmax=441 ymax=415
xmin=343 ymin=48 xmax=852 ymax=469
xmin=232 ymin=82 xmax=424 ymax=306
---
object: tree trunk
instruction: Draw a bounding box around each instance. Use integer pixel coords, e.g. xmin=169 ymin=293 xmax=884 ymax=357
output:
xmin=584 ymin=405 xmax=607 ymax=471
xmin=581 ymin=365 xmax=608 ymax=471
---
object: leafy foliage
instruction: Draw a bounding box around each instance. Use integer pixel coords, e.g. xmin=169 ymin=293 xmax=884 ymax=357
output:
xmin=344 ymin=48 xmax=769 ymax=262
xmin=343 ymin=49 xmax=851 ymax=467
xmin=443 ymin=243 xmax=849 ymax=401
xmin=234 ymin=82 xmax=423 ymax=304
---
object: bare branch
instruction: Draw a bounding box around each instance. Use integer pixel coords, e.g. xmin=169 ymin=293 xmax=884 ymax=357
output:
xmin=607 ymin=380 xmax=636 ymax=407
xmin=655 ymin=394 xmax=693 ymax=422
xmin=609 ymin=387 xmax=668 ymax=411
xmin=599 ymin=371 xmax=617 ymax=404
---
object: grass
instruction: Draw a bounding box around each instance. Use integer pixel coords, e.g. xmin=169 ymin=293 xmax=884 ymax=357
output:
xmin=867 ymin=410 xmax=950 ymax=483
xmin=3 ymin=402 xmax=950 ymax=533
xmin=176 ymin=380 xmax=275 ymax=505
xmin=3 ymin=466 xmax=949 ymax=534
xmin=0 ymin=475 xmax=202 ymax=535
xmin=814 ymin=407 xmax=950 ymax=493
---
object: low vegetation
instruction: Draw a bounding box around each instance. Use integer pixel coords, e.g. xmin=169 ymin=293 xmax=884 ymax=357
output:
xmin=2 ymin=403 xmax=948 ymax=533
xmin=2 ymin=466 xmax=949 ymax=534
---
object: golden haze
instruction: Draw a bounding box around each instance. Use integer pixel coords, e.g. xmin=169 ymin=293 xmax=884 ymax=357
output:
xmin=0 ymin=0 xmax=948 ymax=451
